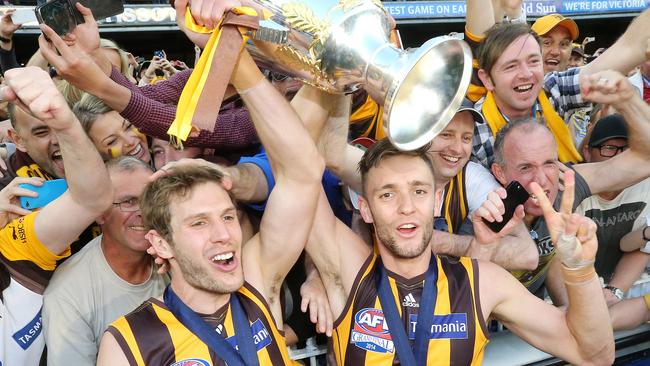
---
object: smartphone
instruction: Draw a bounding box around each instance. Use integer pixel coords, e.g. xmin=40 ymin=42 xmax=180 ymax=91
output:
xmin=70 ymin=0 xmax=124 ymax=24
xmin=482 ymin=180 xmax=529 ymax=233
xmin=35 ymin=0 xmax=77 ymax=36
xmin=19 ymin=179 xmax=68 ymax=210
xmin=153 ymin=50 xmax=166 ymax=59
xmin=3 ymin=8 xmax=38 ymax=24
xmin=35 ymin=0 xmax=124 ymax=36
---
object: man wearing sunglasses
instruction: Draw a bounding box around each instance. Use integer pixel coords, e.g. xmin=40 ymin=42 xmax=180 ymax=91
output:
xmin=574 ymin=114 xmax=650 ymax=308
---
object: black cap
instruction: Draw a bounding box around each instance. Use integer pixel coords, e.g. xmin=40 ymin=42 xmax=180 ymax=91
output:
xmin=588 ymin=114 xmax=628 ymax=147
xmin=456 ymin=98 xmax=485 ymax=125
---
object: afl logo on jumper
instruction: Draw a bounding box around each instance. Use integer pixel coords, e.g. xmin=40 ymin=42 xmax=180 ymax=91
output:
xmin=169 ymin=359 xmax=210 ymax=366
xmin=350 ymin=308 xmax=395 ymax=354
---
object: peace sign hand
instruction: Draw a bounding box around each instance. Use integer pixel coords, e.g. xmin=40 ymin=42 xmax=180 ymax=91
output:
xmin=529 ymin=169 xmax=598 ymax=268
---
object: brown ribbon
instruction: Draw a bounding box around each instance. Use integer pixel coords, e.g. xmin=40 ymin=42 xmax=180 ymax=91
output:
xmin=191 ymin=12 xmax=260 ymax=132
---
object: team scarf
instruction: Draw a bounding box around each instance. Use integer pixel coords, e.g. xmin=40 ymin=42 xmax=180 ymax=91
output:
xmin=442 ymin=165 xmax=469 ymax=234
xmin=481 ymin=90 xmax=582 ymax=164
xmin=349 ymin=95 xmax=385 ymax=140
xmin=167 ymin=6 xmax=259 ymax=148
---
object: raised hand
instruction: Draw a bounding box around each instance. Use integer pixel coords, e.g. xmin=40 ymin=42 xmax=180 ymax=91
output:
xmin=581 ymin=70 xmax=636 ymax=108
xmin=65 ymin=2 xmax=101 ymax=54
xmin=529 ymin=169 xmax=598 ymax=267
xmin=471 ymin=187 xmax=525 ymax=245
xmin=150 ymin=158 xmax=233 ymax=191
xmin=0 ymin=10 xmax=22 ymax=41
xmin=189 ymin=0 xmax=242 ymax=29
xmin=2 ymin=67 xmax=74 ymax=131
xmin=173 ymin=0 xmax=243 ymax=48
xmin=38 ymin=23 xmax=109 ymax=93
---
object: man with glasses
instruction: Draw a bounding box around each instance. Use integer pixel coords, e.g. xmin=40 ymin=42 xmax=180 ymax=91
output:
xmin=570 ymin=114 xmax=650 ymax=307
xmin=42 ymin=157 xmax=168 ymax=366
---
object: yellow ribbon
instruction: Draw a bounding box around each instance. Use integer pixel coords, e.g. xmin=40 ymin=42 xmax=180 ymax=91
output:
xmin=167 ymin=6 xmax=259 ymax=149
xmin=481 ymin=90 xmax=582 ymax=164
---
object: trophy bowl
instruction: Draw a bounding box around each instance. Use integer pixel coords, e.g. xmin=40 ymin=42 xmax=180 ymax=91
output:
xmin=249 ymin=0 xmax=472 ymax=150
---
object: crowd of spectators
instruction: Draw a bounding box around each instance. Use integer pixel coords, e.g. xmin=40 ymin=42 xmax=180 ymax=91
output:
xmin=1 ymin=0 xmax=650 ymax=365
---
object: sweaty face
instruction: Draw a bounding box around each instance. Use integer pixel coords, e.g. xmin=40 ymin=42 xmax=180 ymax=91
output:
xmin=361 ymin=155 xmax=435 ymax=259
xmin=12 ymin=106 xmax=65 ymax=178
xmin=495 ymin=127 xmax=560 ymax=218
xmin=151 ymin=138 xmax=202 ymax=171
xmin=428 ymin=112 xmax=474 ymax=183
xmin=88 ymin=111 xmax=151 ymax=163
xmin=100 ymin=168 xmax=151 ymax=252
xmin=540 ymin=27 xmax=572 ymax=73
xmin=484 ymin=35 xmax=545 ymax=119
xmin=167 ymin=182 xmax=244 ymax=294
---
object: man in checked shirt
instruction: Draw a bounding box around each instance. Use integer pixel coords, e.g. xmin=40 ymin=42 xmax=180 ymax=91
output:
xmin=465 ymin=0 xmax=650 ymax=169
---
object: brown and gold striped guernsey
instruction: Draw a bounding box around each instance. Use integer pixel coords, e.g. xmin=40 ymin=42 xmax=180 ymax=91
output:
xmin=332 ymin=254 xmax=488 ymax=366
xmin=107 ymin=282 xmax=298 ymax=366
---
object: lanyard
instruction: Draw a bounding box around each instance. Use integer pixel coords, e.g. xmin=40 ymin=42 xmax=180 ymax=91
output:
xmin=375 ymin=256 xmax=438 ymax=366
xmin=163 ymin=285 xmax=260 ymax=366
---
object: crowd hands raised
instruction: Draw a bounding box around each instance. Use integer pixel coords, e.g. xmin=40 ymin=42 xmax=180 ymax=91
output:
xmin=0 ymin=0 xmax=650 ymax=365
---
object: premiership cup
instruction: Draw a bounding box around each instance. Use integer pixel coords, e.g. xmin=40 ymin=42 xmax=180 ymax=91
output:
xmin=247 ymin=0 xmax=472 ymax=150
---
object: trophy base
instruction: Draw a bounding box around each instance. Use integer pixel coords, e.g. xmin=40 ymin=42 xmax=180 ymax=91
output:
xmin=383 ymin=36 xmax=472 ymax=151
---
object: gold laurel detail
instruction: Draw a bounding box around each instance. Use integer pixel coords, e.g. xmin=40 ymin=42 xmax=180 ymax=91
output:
xmin=282 ymin=3 xmax=328 ymax=35
xmin=275 ymin=45 xmax=324 ymax=79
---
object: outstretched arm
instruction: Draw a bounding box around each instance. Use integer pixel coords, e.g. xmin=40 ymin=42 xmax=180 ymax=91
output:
xmin=39 ymin=5 xmax=257 ymax=149
xmin=610 ymin=295 xmax=650 ymax=331
xmin=582 ymin=11 xmax=650 ymax=76
xmin=234 ymin=51 xmax=325 ymax=312
xmin=575 ymin=70 xmax=650 ymax=195
xmin=1 ymin=67 xmax=111 ymax=255
xmin=484 ymin=171 xmax=613 ymax=365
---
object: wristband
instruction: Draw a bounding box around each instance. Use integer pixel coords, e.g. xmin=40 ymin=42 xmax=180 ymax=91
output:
xmin=603 ymin=285 xmax=624 ymax=300
xmin=0 ymin=36 xmax=11 ymax=43
xmin=561 ymin=262 xmax=597 ymax=286
xmin=644 ymin=294 xmax=650 ymax=311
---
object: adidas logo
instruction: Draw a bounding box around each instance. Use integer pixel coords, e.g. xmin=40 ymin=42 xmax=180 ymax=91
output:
xmin=402 ymin=293 xmax=419 ymax=308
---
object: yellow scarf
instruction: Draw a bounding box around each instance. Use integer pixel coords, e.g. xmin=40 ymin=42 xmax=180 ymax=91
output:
xmin=443 ymin=165 xmax=468 ymax=234
xmin=349 ymin=95 xmax=385 ymax=140
xmin=481 ymin=90 xmax=582 ymax=163
xmin=167 ymin=7 xmax=259 ymax=148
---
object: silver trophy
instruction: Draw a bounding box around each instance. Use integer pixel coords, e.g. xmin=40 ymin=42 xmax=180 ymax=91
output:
xmin=247 ymin=0 xmax=472 ymax=150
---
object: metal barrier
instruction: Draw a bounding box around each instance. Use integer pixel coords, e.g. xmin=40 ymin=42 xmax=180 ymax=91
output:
xmin=288 ymin=337 xmax=328 ymax=366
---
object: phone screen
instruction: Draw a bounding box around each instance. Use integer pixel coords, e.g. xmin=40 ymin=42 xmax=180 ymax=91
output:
xmin=482 ymin=181 xmax=530 ymax=233
xmin=35 ymin=0 xmax=76 ymax=35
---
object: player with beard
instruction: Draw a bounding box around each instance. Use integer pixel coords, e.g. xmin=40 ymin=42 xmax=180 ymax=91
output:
xmin=303 ymin=135 xmax=614 ymax=365
xmin=96 ymin=47 xmax=325 ymax=365
xmin=320 ymin=99 xmax=537 ymax=270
